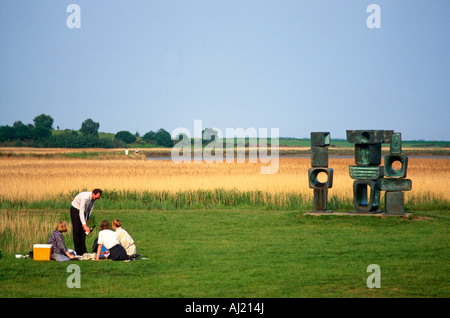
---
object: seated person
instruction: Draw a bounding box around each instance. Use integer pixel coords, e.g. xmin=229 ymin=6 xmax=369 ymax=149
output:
xmin=95 ymin=220 xmax=129 ymax=261
xmin=92 ymin=238 xmax=110 ymax=259
xmin=112 ymin=219 xmax=137 ymax=257
xmin=47 ymin=221 xmax=76 ymax=261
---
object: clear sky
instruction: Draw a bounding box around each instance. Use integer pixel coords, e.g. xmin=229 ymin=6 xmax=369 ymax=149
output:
xmin=0 ymin=1 xmax=449 ymax=140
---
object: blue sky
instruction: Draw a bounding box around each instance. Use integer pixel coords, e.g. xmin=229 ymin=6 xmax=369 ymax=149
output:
xmin=0 ymin=1 xmax=449 ymax=140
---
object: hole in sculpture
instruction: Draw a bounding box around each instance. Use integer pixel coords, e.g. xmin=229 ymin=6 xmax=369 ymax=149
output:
xmin=361 ymin=131 xmax=370 ymax=142
xmin=356 ymin=183 xmax=372 ymax=207
xmin=391 ymin=160 xmax=402 ymax=171
xmin=360 ymin=184 xmax=371 ymax=206
xmin=317 ymin=171 xmax=328 ymax=183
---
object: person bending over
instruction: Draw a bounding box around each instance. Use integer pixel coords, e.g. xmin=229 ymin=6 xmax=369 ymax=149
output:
xmin=70 ymin=189 xmax=102 ymax=255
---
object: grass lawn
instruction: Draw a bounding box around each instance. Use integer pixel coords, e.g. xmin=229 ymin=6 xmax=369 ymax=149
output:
xmin=0 ymin=209 xmax=448 ymax=298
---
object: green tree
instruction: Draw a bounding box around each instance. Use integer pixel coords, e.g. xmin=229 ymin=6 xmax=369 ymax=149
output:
xmin=142 ymin=130 xmax=157 ymax=143
xmin=156 ymin=129 xmax=173 ymax=147
xmin=13 ymin=121 xmax=34 ymax=140
xmin=0 ymin=125 xmax=15 ymax=142
xmin=80 ymin=119 xmax=100 ymax=137
xmin=33 ymin=126 xmax=52 ymax=141
xmin=32 ymin=114 xmax=53 ymax=141
xmin=33 ymin=114 xmax=54 ymax=130
xmin=115 ymin=130 xmax=137 ymax=144
xmin=202 ymin=128 xmax=219 ymax=145
xmin=50 ymin=130 xmax=80 ymax=148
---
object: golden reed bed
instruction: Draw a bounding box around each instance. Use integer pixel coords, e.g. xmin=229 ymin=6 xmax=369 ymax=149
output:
xmin=0 ymin=155 xmax=448 ymax=202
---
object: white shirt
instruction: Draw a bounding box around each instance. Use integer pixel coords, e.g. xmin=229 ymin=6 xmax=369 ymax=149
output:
xmin=97 ymin=229 xmax=120 ymax=250
xmin=71 ymin=191 xmax=95 ymax=226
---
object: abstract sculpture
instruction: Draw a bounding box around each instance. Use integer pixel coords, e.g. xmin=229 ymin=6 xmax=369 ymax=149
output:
xmin=346 ymin=130 xmax=410 ymax=215
xmin=380 ymin=132 xmax=411 ymax=215
xmin=308 ymin=132 xmax=333 ymax=213
xmin=308 ymin=130 xmax=411 ymax=215
xmin=346 ymin=130 xmax=392 ymax=213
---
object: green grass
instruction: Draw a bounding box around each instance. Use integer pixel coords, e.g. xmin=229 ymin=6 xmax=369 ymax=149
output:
xmin=0 ymin=208 xmax=448 ymax=298
xmin=1 ymin=189 xmax=448 ymax=213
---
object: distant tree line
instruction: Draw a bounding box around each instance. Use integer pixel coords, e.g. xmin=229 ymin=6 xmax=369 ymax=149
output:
xmin=115 ymin=129 xmax=174 ymax=147
xmin=0 ymin=114 xmax=174 ymax=148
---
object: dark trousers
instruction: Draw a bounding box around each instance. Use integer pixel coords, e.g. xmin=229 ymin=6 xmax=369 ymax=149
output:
xmin=109 ymin=244 xmax=130 ymax=261
xmin=70 ymin=205 xmax=87 ymax=255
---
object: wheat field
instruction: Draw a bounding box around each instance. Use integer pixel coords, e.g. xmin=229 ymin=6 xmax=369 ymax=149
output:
xmin=0 ymin=155 xmax=448 ymax=202
xmin=0 ymin=210 xmax=67 ymax=253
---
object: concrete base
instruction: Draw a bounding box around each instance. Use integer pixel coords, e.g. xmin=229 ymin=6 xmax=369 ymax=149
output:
xmin=308 ymin=210 xmax=333 ymax=214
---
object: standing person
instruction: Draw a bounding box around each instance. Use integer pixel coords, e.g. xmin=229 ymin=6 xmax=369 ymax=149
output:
xmin=70 ymin=189 xmax=102 ymax=255
xmin=112 ymin=219 xmax=137 ymax=257
xmin=47 ymin=221 xmax=76 ymax=261
xmin=95 ymin=220 xmax=129 ymax=261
